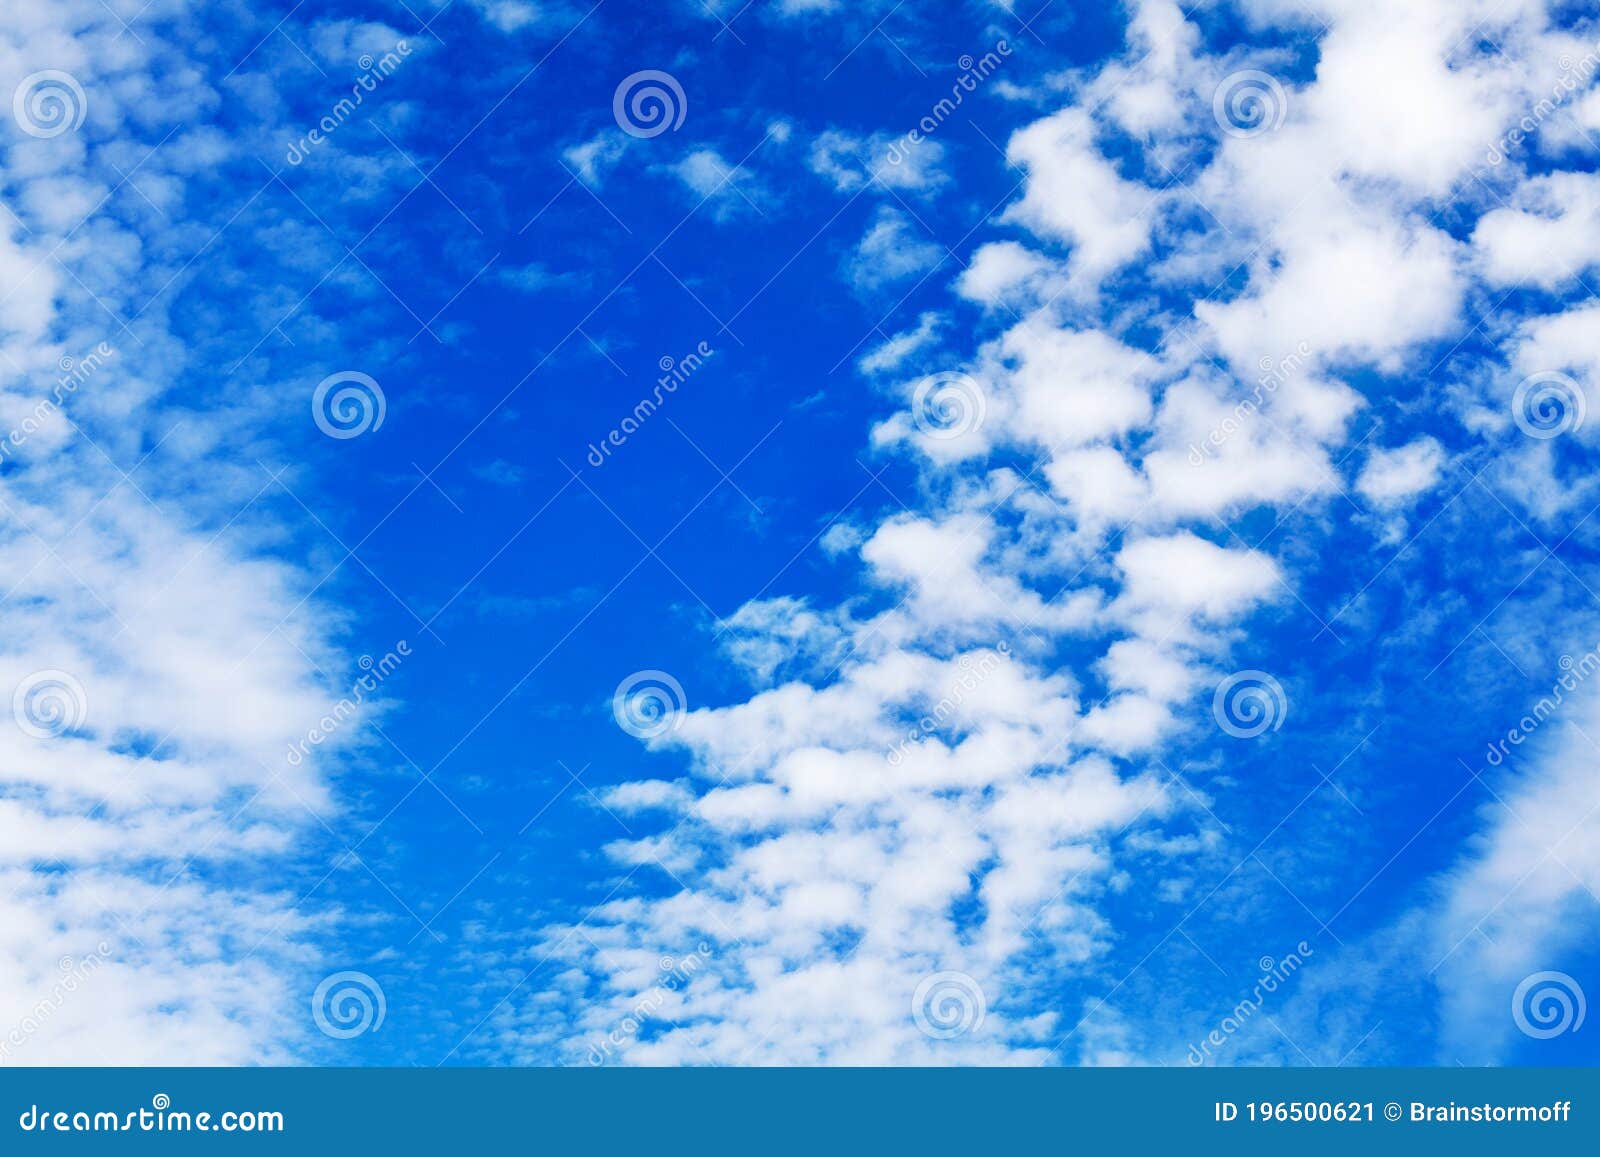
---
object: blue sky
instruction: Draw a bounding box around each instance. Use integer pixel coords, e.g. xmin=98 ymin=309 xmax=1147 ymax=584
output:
xmin=3 ymin=0 xmax=1600 ymax=1067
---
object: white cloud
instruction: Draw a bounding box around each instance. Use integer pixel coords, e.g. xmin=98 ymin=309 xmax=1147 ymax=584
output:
xmin=986 ymin=313 xmax=1156 ymax=452
xmin=0 ymin=0 xmax=388 ymax=1064
xmin=1356 ymin=437 xmax=1446 ymax=506
xmin=465 ymin=0 xmax=548 ymax=33
xmin=497 ymin=262 xmax=588 ymax=294
xmin=563 ymin=132 xmax=626 ymax=187
xmin=809 ymin=128 xmax=948 ymax=196
xmin=955 ymin=240 xmax=1052 ymax=308
xmin=1429 ymin=687 xmax=1600 ymax=1061
xmin=599 ymin=779 xmax=695 ymax=815
xmin=1098 ymin=0 xmax=1202 ymax=138
xmin=1000 ymin=108 xmax=1157 ymax=292
xmin=472 ymin=458 xmax=525 ymax=486
xmin=718 ymin=596 xmax=851 ymax=685
xmin=844 ymin=206 xmax=943 ymax=294
xmin=1194 ymin=207 xmax=1465 ymax=374
xmin=668 ymin=147 xmax=768 ymax=219
xmin=1474 ymin=172 xmax=1600 ymax=289
xmin=1298 ymin=1 xmax=1519 ymax=196
xmin=1113 ymin=532 xmax=1283 ymax=626
xmin=858 ymin=312 xmax=940 ymax=375
xmin=307 ymin=19 xmax=409 ymax=64
xmin=1041 ymin=446 xmax=1148 ymax=524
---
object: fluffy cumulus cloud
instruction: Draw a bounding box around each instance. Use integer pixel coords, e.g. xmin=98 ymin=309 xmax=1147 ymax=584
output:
xmin=1473 ymin=172 xmax=1600 ymax=288
xmin=488 ymin=0 xmax=1600 ymax=1066
xmin=1356 ymin=437 xmax=1445 ymax=506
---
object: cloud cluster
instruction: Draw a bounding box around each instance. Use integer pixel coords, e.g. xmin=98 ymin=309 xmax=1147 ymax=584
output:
xmin=0 ymin=0 xmax=414 ymax=1062
xmin=505 ymin=0 xmax=1600 ymax=1066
